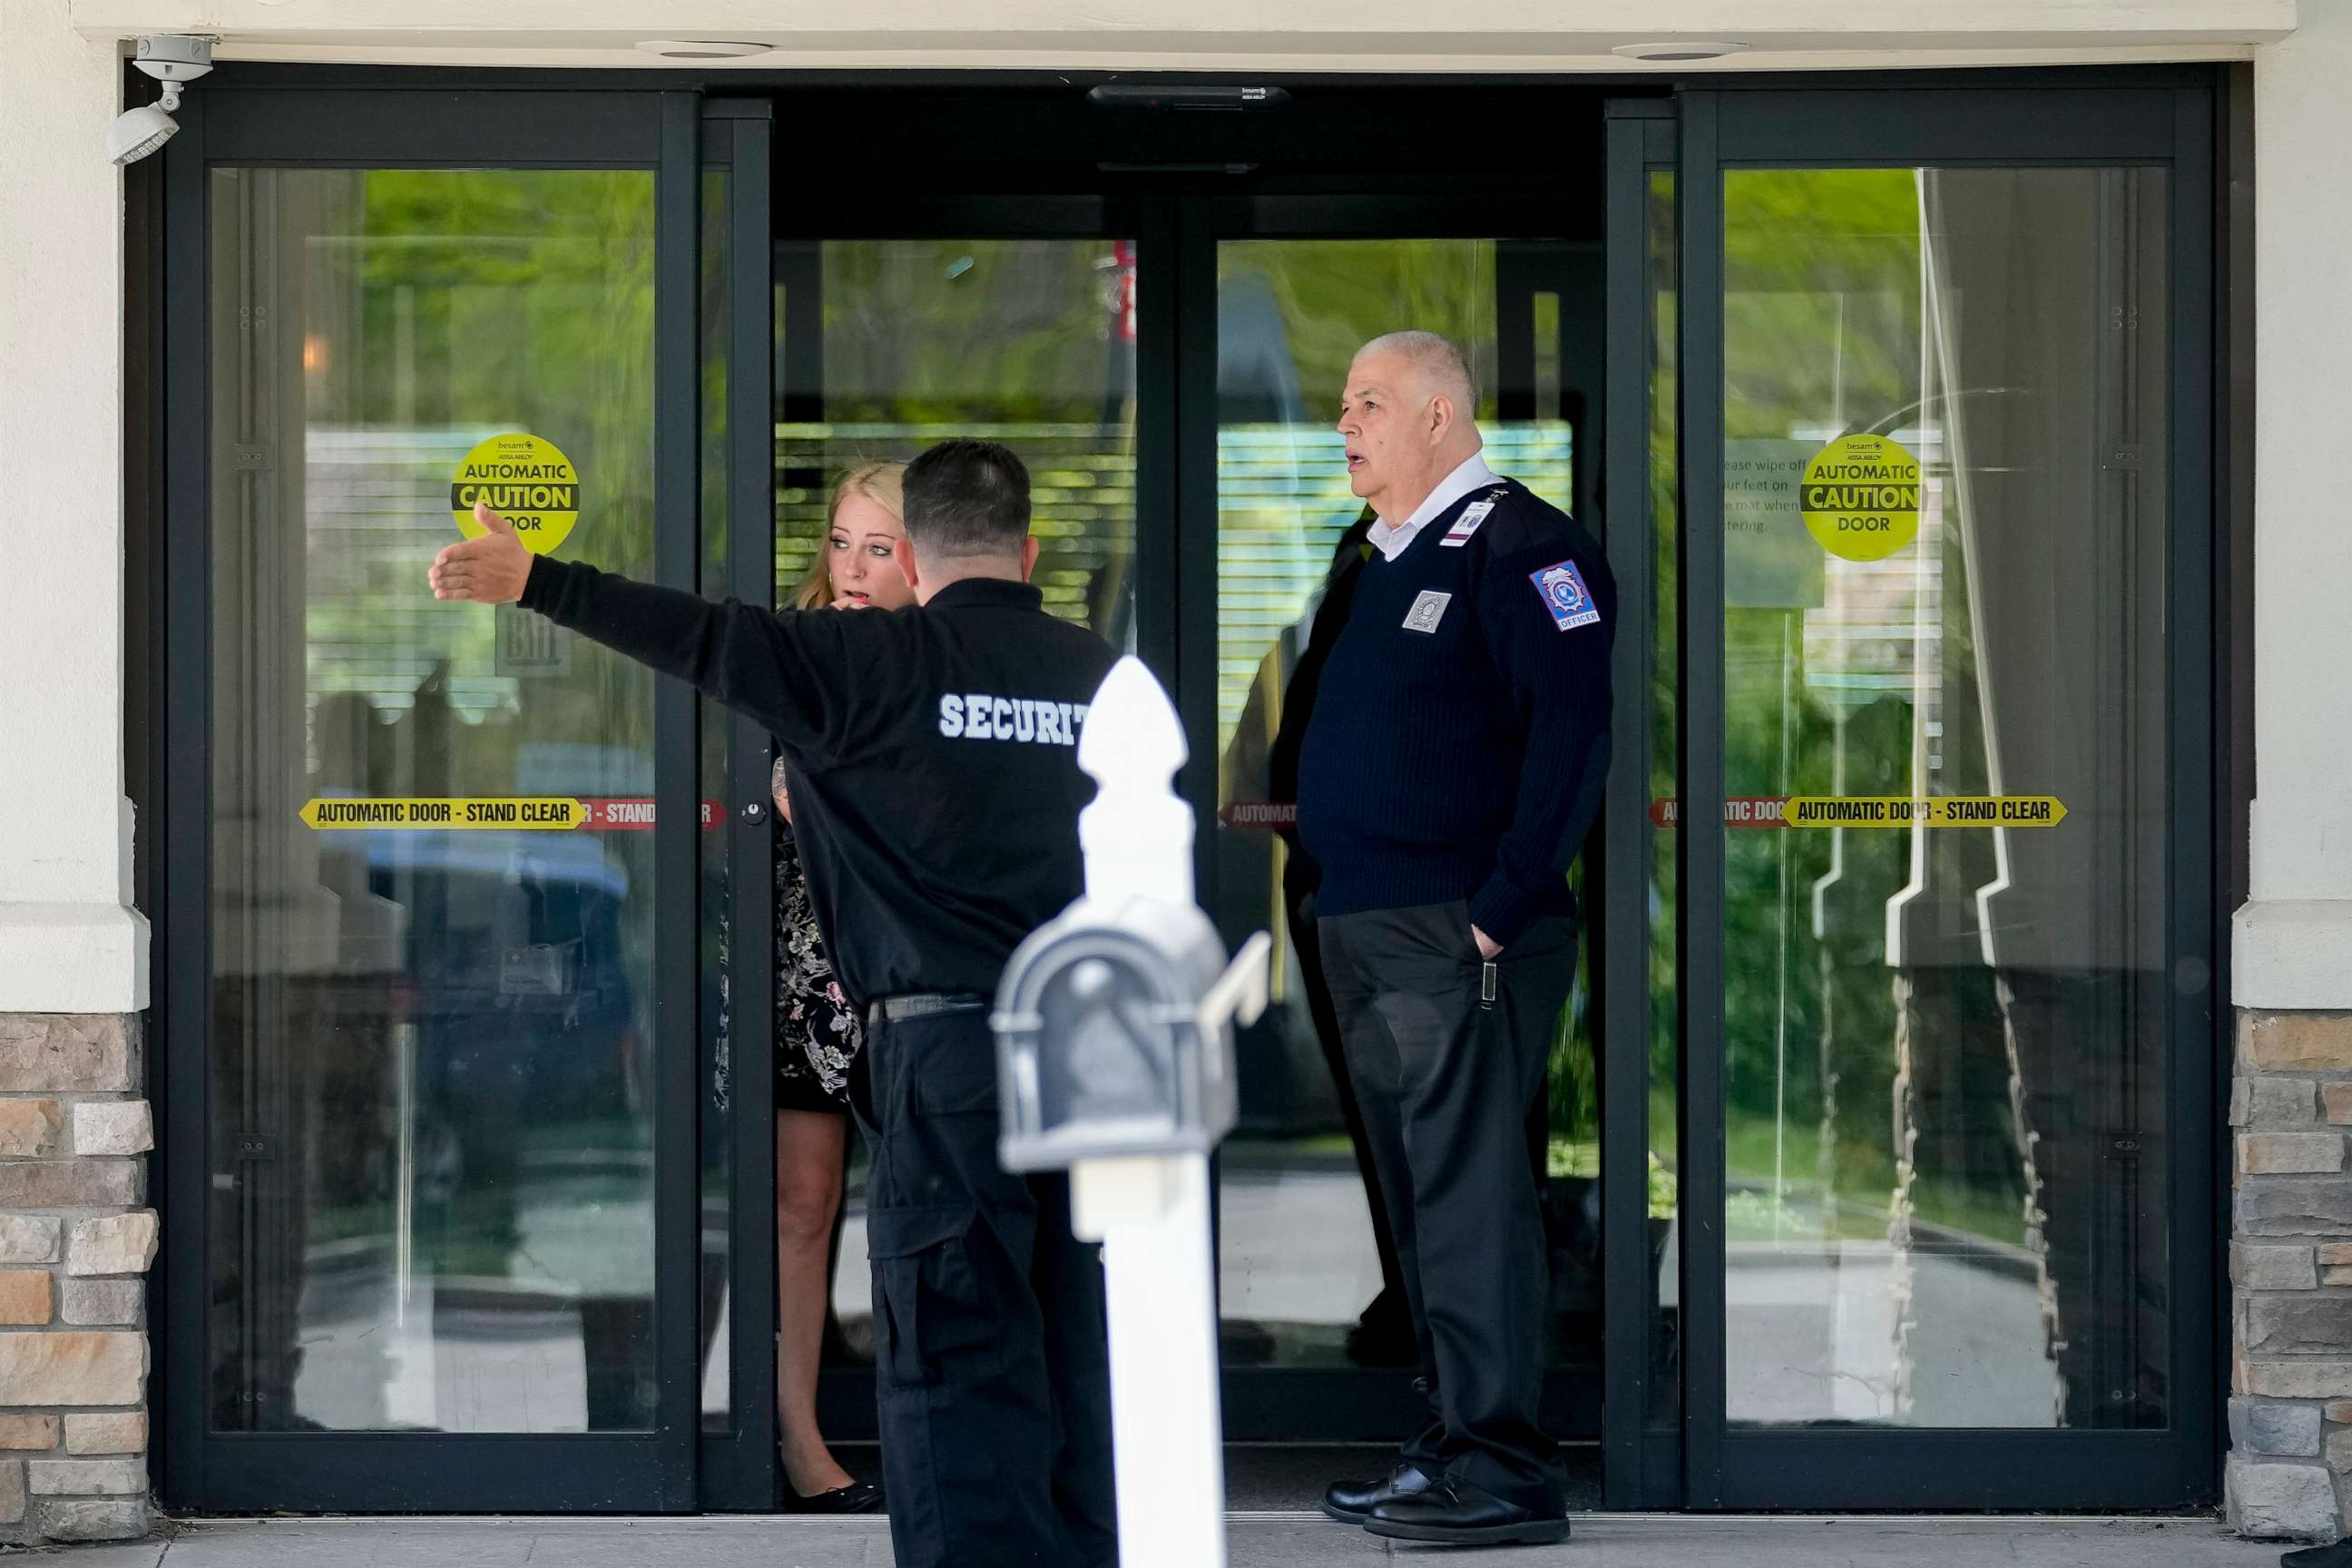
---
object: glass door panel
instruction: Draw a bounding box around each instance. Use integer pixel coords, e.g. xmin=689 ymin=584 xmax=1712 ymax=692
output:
xmin=761 ymin=234 xmax=1138 ymax=1430
xmin=206 ymin=166 xmax=664 ymax=1436
xmin=692 ymin=109 xmax=787 ymax=1513
xmin=1599 ymin=112 xmax=1687 ymax=1507
xmin=698 ymin=164 xmax=733 ymax=1436
xmin=776 ymin=239 xmax=1138 ymax=642
xmin=1642 ymin=162 xmax=1684 ymax=1440
xmin=1206 ymin=237 xmax=1602 ymax=1425
xmin=1714 ymin=165 xmax=2172 ymax=1431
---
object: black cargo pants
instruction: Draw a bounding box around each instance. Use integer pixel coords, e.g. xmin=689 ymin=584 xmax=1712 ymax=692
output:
xmin=1318 ymin=899 xmax=1578 ymax=1514
xmin=850 ymin=1007 xmax=1117 ymax=1568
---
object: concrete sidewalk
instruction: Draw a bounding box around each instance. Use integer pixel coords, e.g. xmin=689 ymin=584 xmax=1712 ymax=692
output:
xmin=42 ymin=1514 xmax=2285 ymax=1566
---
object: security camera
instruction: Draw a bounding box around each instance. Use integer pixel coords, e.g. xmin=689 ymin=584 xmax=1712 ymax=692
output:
xmin=106 ymin=34 xmax=214 ymax=166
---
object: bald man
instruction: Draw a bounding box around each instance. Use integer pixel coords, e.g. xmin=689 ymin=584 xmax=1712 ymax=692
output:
xmin=1298 ymin=331 xmax=1614 ymax=1546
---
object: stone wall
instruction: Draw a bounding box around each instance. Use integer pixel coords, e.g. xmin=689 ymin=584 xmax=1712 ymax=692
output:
xmin=0 ymin=1014 xmax=152 ymax=1544
xmin=2230 ymin=1010 xmax=2352 ymax=1540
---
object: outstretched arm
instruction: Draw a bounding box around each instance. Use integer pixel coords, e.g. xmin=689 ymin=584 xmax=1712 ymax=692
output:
xmin=429 ymin=501 xmax=852 ymax=753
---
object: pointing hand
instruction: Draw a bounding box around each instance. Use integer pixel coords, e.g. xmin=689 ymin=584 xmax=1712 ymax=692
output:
xmin=429 ymin=502 xmax=534 ymax=603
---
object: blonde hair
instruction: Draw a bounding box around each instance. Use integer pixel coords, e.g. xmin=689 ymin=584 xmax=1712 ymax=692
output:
xmin=789 ymin=460 xmax=908 ymax=611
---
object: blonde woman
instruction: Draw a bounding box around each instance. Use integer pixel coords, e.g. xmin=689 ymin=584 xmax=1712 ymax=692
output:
xmin=769 ymin=461 xmax=912 ymax=1513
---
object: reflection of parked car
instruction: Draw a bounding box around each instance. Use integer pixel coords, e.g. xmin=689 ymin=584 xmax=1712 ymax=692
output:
xmin=352 ymin=828 xmax=640 ymax=1114
xmin=336 ymin=829 xmax=642 ymax=1262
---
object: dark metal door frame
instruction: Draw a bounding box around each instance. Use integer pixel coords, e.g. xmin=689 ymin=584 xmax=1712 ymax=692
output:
xmin=1599 ymin=95 xmax=1683 ymax=1512
xmin=701 ymin=98 xmax=781 ymax=1514
xmin=1669 ymin=81 xmax=2220 ymax=1511
xmin=142 ymin=64 xmax=2229 ymax=1517
xmin=158 ymin=84 xmax=711 ymax=1513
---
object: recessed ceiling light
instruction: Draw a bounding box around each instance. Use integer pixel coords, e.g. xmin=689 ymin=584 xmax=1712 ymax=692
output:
xmin=635 ymin=39 xmax=771 ymax=59
xmin=1612 ymin=42 xmax=1750 ymax=62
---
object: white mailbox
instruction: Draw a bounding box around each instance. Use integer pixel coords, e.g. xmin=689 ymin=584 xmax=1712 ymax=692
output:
xmin=993 ymin=896 xmax=1244 ymax=1172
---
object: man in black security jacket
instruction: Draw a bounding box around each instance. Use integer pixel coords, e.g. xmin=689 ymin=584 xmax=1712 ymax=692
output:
xmin=429 ymin=441 xmax=1117 ymax=1568
xmin=1299 ymin=332 xmax=1613 ymax=1547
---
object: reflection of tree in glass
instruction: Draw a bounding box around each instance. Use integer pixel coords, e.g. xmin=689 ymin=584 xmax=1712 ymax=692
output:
xmin=1709 ymin=169 xmax=2047 ymax=1259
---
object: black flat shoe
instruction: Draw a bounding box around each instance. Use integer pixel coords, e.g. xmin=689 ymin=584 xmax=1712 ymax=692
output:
xmin=2284 ymin=1541 xmax=2352 ymax=1568
xmin=788 ymin=1478 xmax=885 ymax=1514
xmin=1364 ymin=1475 xmax=1571 ymax=1545
xmin=1320 ymin=1462 xmax=1432 ymax=1524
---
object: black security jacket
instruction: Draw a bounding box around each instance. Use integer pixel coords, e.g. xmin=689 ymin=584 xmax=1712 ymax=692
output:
xmin=520 ymin=559 xmax=1118 ymax=1007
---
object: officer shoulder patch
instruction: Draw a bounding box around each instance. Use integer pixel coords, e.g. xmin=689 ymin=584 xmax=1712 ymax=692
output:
xmin=1529 ymin=558 xmax=1602 ymax=631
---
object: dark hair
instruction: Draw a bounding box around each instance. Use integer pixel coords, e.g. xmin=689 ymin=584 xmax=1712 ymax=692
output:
xmin=901 ymin=439 xmax=1031 ymax=558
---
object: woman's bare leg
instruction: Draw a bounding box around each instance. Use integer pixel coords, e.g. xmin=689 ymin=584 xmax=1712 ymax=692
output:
xmin=776 ymin=1108 xmax=853 ymax=1497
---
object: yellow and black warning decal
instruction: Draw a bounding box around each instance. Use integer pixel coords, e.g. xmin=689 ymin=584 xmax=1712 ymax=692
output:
xmin=299 ymin=798 xmax=591 ymax=831
xmin=1783 ymin=795 xmax=2067 ymax=828
xmin=451 ymin=432 xmax=580 ymax=555
xmin=1799 ymin=434 xmax=1920 ymax=562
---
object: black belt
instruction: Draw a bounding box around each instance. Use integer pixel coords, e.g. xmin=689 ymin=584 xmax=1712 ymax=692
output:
xmin=867 ymin=992 xmax=987 ymax=1027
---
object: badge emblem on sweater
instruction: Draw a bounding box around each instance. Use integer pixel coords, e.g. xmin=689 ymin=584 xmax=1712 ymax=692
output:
xmin=1530 ymin=559 xmax=1601 ymax=631
xmin=1402 ymin=589 xmax=1453 ymax=633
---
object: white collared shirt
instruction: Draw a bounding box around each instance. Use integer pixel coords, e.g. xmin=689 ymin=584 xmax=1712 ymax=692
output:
xmin=1365 ymin=452 xmax=1499 ymax=562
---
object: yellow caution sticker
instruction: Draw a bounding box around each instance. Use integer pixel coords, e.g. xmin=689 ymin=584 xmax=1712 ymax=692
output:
xmin=1783 ymin=795 xmax=2068 ymax=828
xmin=1799 ymin=434 xmax=1920 ymax=562
xmin=299 ymin=798 xmax=590 ymax=831
xmin=451 ymin=432 xmax=580 ymax=555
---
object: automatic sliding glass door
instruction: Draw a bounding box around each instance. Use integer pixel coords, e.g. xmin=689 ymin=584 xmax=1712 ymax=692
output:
xmin=164 ymin=87 xmax=715 ymax=1512
xmin=158 ymin=73 xmax=2222 ymax=1518
xmin=1187 ymin=200 xmax=1613 ymax=1460
xmin=753 ymin=217 xmax=1144 ymax=1446
xmin=1672 ymin=83 xmax=2218 ymax=1508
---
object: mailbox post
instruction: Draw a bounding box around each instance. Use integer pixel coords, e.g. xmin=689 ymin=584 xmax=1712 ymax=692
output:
xmin=994 ymin=657 xmax=1269 ymax=1568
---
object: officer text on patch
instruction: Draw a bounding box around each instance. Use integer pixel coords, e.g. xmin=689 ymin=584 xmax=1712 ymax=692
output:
xmin=1529 ymin=559 xmax=1602 ymax=632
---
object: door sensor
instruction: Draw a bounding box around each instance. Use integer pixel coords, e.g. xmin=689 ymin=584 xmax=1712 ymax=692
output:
xmin=1087 ymin=84 xmax=1290 ymax=113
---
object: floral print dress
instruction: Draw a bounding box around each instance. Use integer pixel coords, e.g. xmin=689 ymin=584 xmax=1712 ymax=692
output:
xmin=775 ymin=830 xmax=862 ymax=1111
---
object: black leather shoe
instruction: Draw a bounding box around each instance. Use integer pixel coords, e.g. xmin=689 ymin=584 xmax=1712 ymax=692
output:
xmin=1319 ymin=1463 xmax=1432 ymax=1524
xmin=786 ymin=1478 xmax=884 ymax=1514
xmin=1364 ymin=1475 xmax=1571 ymax=1545
xmin=2284 ymin=1541 xmax=2352 ymax=1568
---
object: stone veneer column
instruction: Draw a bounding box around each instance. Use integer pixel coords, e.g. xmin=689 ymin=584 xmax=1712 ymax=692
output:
xmin=0 ymin=1015 xmax=152 ymax=1544
xmin=2230 ymin=1011 xmax=2352 ymax=1540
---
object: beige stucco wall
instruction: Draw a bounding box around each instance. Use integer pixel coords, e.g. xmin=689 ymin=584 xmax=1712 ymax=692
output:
xmin=67 ymin=0 xmax=2290 ymax=70
xmin=0 ymin=0 xmax=145 ymax=1014
xmin=2239 ymin=0 xmax=2352 ymax=1009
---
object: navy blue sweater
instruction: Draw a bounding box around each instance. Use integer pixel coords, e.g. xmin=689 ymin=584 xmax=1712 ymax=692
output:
xmin=1296 ymin=475 xmax=1615 ymax=946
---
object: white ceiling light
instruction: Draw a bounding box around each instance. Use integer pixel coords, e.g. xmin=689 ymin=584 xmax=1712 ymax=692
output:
xmin=1612 ymin=42 xmax=1750 ymax=62
xmin=635 ymin=39 xmax=772 ymax=59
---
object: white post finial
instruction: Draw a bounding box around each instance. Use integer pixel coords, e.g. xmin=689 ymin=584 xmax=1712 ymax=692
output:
xmin=1077 ymin=656 xmax=1194 ymax=908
